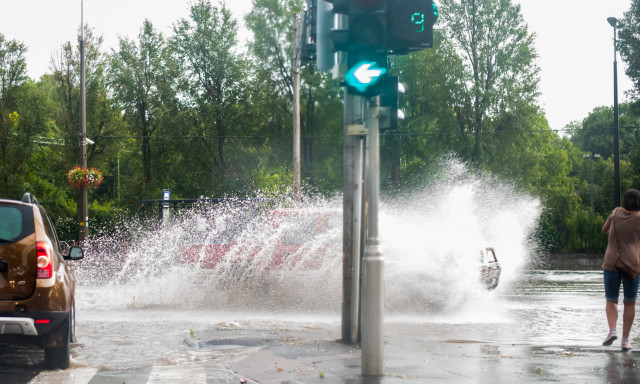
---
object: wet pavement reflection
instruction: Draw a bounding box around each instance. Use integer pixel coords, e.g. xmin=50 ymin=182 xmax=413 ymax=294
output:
xmin=3 ymin=255 xmax=639 ymax=383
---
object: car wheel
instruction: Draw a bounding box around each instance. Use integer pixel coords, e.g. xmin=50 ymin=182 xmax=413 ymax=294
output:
xmin=44 ymin=310 xmax=71 ymax=369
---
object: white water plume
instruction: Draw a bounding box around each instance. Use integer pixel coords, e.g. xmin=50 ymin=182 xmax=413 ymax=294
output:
xmin=383 ymin=159 xmax=541 ymax=318
xmin=74 ymin=159 xmax=541 ymax=320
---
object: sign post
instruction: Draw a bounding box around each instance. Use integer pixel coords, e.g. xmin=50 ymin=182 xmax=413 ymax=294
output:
xmin=162 ymin=189 xmax=171 ymax=224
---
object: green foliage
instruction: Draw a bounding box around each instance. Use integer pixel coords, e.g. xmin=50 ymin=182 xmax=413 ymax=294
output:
xmin=619 ymin=0 xmax=640 ymax=100
xmin=438 ymin=0 xmax=540 ymax=169
xmin=1 ymin=0 xmax=638 ymax=254
xmin=564 ymin=209 xmax=608 ymax=253
xmin=569 ymin=104 xmax=638 ymax=160
xmin=89 ymin=200 xmax=127 ymax=237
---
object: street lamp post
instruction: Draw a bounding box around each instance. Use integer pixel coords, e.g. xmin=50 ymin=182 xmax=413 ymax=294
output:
xmin=583 ymin=153 xmax=601 ymax=211
xmin=78 ymin=0 xmax=89 ymax=241
xmin=607 ymin=17 xmax=621 ymax=207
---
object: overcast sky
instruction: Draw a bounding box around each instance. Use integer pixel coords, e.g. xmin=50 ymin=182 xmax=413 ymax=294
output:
xmin=0 ymin=0 xmax=634 ymax=131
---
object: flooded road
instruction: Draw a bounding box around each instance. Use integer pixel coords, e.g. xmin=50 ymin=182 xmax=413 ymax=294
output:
xmin=1 ymin=255 xmax=624 ymax=383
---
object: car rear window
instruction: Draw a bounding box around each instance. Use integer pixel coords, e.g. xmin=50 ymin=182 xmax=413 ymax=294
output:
xmin=0 ymin=204 xmax=35 ymax=243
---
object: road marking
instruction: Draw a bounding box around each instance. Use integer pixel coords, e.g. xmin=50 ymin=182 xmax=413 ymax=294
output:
xmin=23 ymin=359 xmax=245 ymax=383
xmin=29 ymin=367 xmax=98 ymax=384
xmin=147 ymin=362 xmax=207 ymax=383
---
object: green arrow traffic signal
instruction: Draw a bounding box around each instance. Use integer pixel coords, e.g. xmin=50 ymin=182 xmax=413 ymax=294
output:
xmin=345 ymin=61 xmax=387 ymax=93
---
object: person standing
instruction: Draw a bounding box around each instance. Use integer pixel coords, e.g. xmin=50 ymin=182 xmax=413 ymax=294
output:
xmin=602 ymin=189 xmax=640 ymax=351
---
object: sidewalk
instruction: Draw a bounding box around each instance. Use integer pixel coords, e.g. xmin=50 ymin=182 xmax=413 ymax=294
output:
xmin=189 ymin=323 xmax=640 ymax=383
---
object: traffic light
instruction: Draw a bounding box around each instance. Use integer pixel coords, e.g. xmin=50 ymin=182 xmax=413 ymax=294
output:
xmin=326 ymin=0 xmax=438 ymax=54
xmin=386 ymin=0 xmax=439 ymax=53
xmin=315 ymin=0 xmax=437 ymax=93
xmin=344 ymin=51 xmax=387 ymax=96
xmin=327 ymin=0 xmax=388 ymax=53
xmin=379 ymin=76 xmax=405 ymax=131
xmin=330 ymin=0 xmax=389 ymax=95
xmin=300 ymin=5 xmax=316 ymax=66
xmin=316 ymin=0 xmax=335 ymax=72
xmin=346 ymin=0 xmax=387 ymax=52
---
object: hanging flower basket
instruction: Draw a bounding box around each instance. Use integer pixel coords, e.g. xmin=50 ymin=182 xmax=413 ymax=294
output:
xmin=66 ymin=166 xmax=104 ymax=189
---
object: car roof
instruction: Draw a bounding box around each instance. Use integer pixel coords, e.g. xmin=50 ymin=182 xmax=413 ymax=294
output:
xmin=0 ymin=198 xmax=34 ymax=207
xmin=0 ymin=193 xmax=40 ymax=207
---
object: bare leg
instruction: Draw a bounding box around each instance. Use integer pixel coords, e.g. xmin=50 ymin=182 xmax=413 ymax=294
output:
xmin=606 ymin=300 xmax=619 ymax=329
xmin=622 ymin=301 xmax=636 ymax=339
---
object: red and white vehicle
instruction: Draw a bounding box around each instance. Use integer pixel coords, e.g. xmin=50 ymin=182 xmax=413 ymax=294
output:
xmin=180 ymin=208 xmax=341 ymax=275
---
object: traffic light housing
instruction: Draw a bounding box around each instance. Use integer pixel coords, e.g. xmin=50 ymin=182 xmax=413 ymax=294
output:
xmin=326 ymin=0 xmax=438 ymax=54
xmin=347 ymin=0 xmax=387 ymax=52
xmin=387 ymin=0 xmax=439 ymax=53
xmin=329 ymin=0 xmax=387 ymax=53
xmin=315 ymin=0 xmax=437 ymax=96
xmin=379 ymin=75 xmax=404 ymax=131
xmin=316 ymin=0 xmax=335 ymax=72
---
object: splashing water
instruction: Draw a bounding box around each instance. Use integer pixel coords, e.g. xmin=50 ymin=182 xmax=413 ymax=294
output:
xmin=74 ymin=159 xmax=541 ymax=321
xmin=75 ymin=196 xmax=344 ymax=313
xmin=382 ymin=159 xmax=541 ymax=321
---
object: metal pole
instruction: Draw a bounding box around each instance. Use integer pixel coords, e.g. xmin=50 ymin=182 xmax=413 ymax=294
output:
xmin=343 ymin=93 xmax=354 ymax=343
xmin=608 ymin=17 xmax=621 ymax=207
xmin=292 ymin=14 xmax=302 ymax=202
xmin=351 ymin=99 xmax=366 ymax=345
xmin=361 ymin=96 xmax=384 ymax=376
xmin=343 ymin=88 xmax=367 ymax=344
xmin=78 ymin=0 xmax=89 ymax=241
xmin=350 ymin=132 xmax=363 ymax=345
xmin=590 ymin=155 xmax=594 ymax=210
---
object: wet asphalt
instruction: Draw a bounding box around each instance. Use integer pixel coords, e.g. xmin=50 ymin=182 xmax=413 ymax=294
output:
xmin=183 ymin=322 xmax=640 ymax=384
xmin=2 ymin=319 xmax=639 ymax=383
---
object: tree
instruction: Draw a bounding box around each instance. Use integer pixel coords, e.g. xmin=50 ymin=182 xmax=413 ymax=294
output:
xmin=618 ymin=0 xmax=640 ymax=101
xmin=245 ymin=0 xmax=302 ymax=189
xmin=170 ymin=0 xmax=249 ymax=194
xmin=380 ymin=35 xmax=466 ymax=190
xmin=619 ymin=1 xmax=640 ymax=190
xmin=438 ymin=0 xmax=540 ymax=171
xmin=50 ymin=26 xmax=120 ymax=179
xmin=0 ymin=34 xmax=30 ymax=196
xmin=108 ymin=20 xmax=174 ymax=189
xmin=569 ymin=104 xmax=638 ymax=160
xmin=245 ymin=0 xmax=299 ymax=119
xmin=245 ymin=0 xmax=346 ymax=193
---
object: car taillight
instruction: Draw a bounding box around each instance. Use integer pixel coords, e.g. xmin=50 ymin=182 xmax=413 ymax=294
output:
xmin=36 ymin=241 xmax=53 ymax=279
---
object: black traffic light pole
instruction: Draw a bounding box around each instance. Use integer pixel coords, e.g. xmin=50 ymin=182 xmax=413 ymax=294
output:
xmin=607 ymin=17 xmax=621 ymax=207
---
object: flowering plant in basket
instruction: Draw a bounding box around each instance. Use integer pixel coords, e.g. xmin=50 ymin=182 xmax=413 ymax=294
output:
xmin=66 ymin=166 xmax=104 ymax=189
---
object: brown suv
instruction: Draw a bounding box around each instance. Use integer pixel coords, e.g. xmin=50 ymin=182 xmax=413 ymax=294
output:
xmin=0 ymin=193 xmax=83 ymax=369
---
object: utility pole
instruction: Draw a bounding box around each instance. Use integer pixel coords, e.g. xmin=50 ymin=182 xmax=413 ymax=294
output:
xmin=292 ymin=14 xmax=302 ymax=202
xmin=78 ymin=0 xmax=89 ymax=241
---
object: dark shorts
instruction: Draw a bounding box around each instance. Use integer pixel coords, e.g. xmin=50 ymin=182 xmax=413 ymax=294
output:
xmin=604 ymin=270 xmax=640 ymax=303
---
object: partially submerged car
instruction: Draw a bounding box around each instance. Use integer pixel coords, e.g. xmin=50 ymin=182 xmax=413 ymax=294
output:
xmin=479 ymin=247 xmax=501 ymax=290
xmin=0 ymin=193 xmax=84 ymax=369
xmin=180 ymin=208 xmax=341 ymax=275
